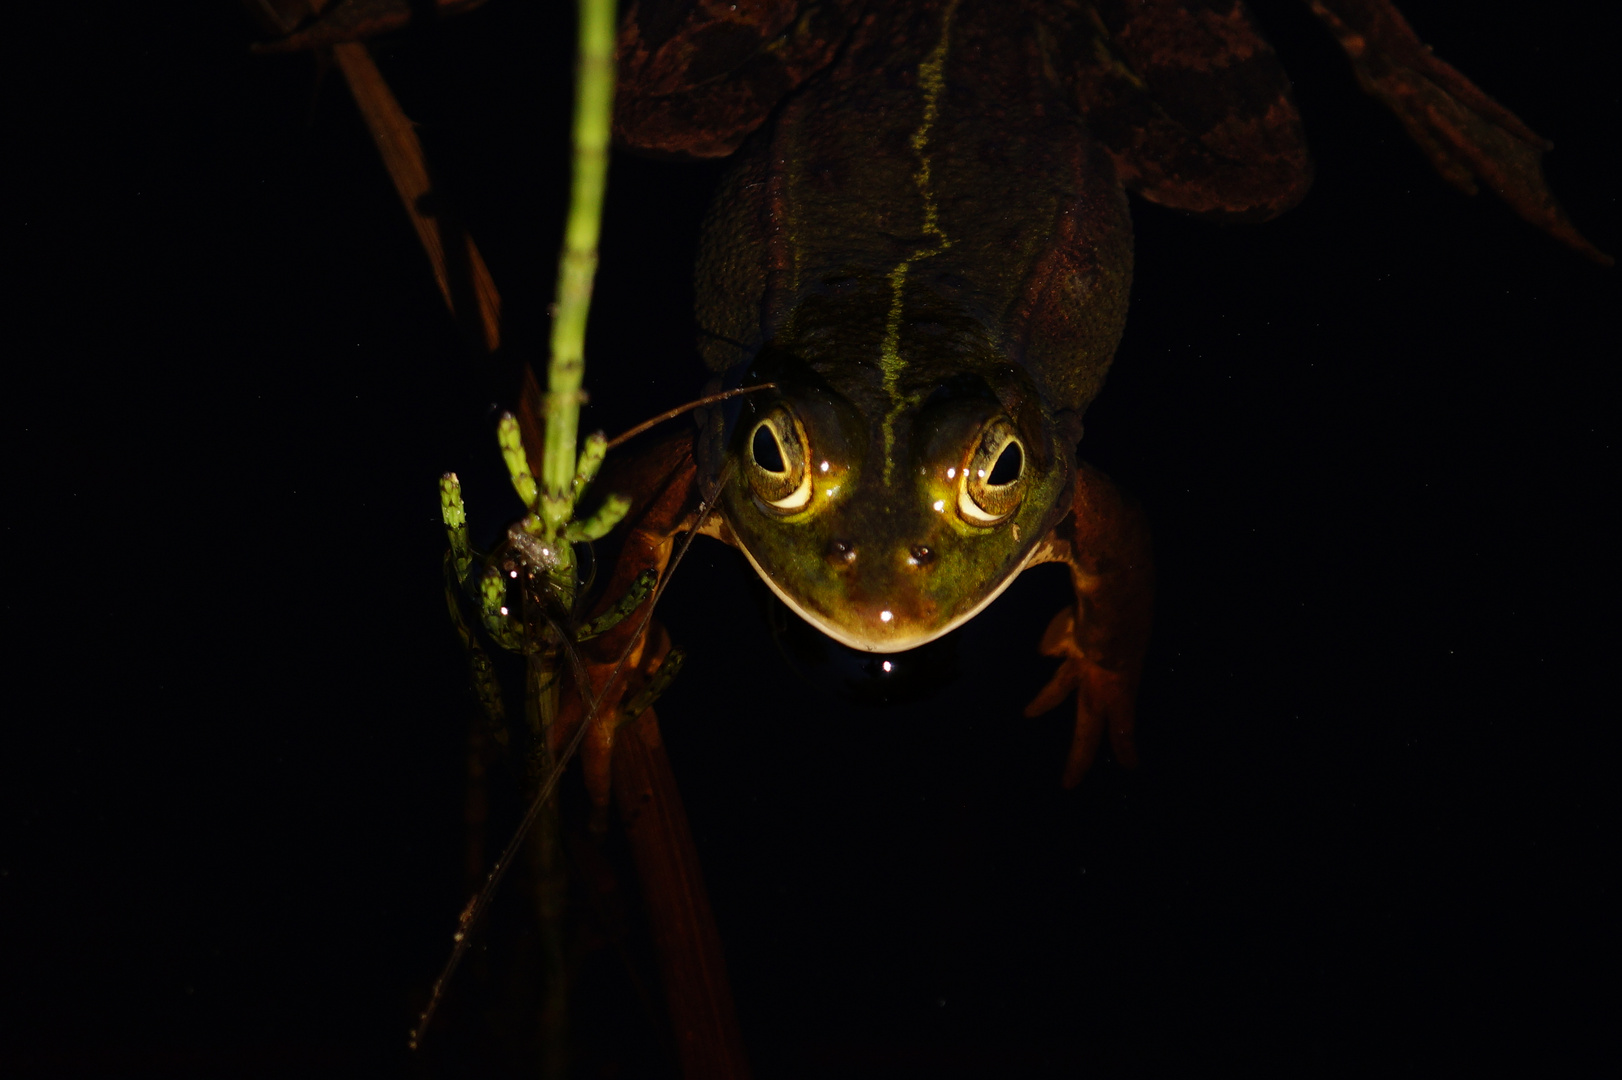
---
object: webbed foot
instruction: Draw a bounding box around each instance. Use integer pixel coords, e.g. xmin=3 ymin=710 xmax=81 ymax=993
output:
xmin=1023 ymin=462 xmax=1154 ymax=787
xmin=1025 ymin=605 xmax=1140 ymax=786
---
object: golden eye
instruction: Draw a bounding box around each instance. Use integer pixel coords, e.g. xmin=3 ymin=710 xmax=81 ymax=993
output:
xmin=745 ymin=407 xmax=812 ymax=511
xmin=958 ymin=419 xmax=1025 ymax=524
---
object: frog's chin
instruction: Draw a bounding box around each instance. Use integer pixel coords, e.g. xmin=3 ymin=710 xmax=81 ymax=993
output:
xmin=733 ymin=540 xmax=1031 ymax=654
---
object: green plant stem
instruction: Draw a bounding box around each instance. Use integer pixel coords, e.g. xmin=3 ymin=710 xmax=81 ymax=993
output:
xmin=544 ymin=0 xmax=617 ymax=504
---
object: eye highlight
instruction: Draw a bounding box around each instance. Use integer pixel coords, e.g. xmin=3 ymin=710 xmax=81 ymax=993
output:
xmin=745 ymin=407 xmax=812 ymax=512
xmin=958 ymin=419 xmax=1026 ymax=524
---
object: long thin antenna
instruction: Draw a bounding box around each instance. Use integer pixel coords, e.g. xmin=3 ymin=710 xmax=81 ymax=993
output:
xmin=409 ymin=468 xmax=732 ymax=1049
xmin=605 ymin=384 xmax=776 ymax=451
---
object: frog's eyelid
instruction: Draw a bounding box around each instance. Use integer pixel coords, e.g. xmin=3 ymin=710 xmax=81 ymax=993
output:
xmin=767 ymin=471 xmax=813 ymax=510
xmin=957 ymin=487 xmax=1003 ymax=522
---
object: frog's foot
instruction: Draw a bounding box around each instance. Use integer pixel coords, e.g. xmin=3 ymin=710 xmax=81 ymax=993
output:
xmin=560 ymin=621 xmax=677 ymax=814
xmin=1025 ymin=605 xmax=1141 ymax=787
xmin=1022 ymin=462 xmax=1154 ymax=787
xmin=1309 ymin=0 xmax=1610 ymax=264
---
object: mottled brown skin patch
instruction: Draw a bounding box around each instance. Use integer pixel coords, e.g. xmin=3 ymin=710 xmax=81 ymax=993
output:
xmin=1061 ymin=0 xmax=1314 ymax=221
xmin=696 ymin=0 xmax=1135 ymax=405
xmin=614 ymin=0 xmax=864 ymax=159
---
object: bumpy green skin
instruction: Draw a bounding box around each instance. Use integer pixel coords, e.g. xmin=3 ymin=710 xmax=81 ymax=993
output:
xmin=694 ymin=0 xmax=1132 ymax=652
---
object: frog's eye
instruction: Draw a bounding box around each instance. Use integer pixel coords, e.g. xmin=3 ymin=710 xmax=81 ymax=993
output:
xmin=745 ymin=407 xmax=812 ymax=512
xmin=958 ymin=419 xmax=1025 ymax=524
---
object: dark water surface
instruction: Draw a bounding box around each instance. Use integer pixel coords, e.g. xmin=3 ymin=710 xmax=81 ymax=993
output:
xmin=6 ymin=2 xmax=1615 ymax=1076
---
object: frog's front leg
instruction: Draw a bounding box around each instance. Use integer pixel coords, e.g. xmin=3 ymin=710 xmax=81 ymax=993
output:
xmin=550 ymin=427 xmax=709 ymax=809
xmin=533 ymin=423 xmax=751 ymax=1074
xmin=1023 ymin=462 xmax=1154 ymax=787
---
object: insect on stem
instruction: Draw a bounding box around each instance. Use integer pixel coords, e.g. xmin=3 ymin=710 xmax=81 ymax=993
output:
xmin=409 ymin=468 xmax=733 ymax=1050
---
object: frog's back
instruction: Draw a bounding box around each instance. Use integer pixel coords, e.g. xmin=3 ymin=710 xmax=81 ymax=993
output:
xmin=614 ymin=0 xmax=1315 ymax=417
xmin=696 ymin=0 xmax=1132 ymax=419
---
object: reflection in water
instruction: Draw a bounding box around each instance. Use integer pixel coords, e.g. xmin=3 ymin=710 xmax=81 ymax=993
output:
xmin=756 ymin=583 xmax=960 ymax=707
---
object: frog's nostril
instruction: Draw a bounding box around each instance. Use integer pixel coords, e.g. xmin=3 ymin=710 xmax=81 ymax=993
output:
xmin=908 ymin=545 xmax=935 ymax=567
xmin=827 ymin=538 xmax=857 ymax=565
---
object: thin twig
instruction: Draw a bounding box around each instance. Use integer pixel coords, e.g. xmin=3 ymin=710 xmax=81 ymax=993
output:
xmin=605 ymin=384 xmax=777 ymax=451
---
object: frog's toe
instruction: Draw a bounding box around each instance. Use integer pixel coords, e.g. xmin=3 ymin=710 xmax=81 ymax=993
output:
xmin=1092 ymin=665 xmax=1140 ymax=774
xmin=1025 ymin=605 xmax=1081 ymax=711
xmin=1060 ymin=674 xmax=1106 ymax=788
xmin=1024 ymin=605 xmax=1081 ymax=712
xmin=1035 ymin=604 xmax=1080 ymax=659
xmin=1024 ymin=657 xmax=1080 ymax=720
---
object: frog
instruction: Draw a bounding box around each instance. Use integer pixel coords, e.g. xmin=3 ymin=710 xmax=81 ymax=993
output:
xmin=529 ymin=0 xmax=1607 ymax=804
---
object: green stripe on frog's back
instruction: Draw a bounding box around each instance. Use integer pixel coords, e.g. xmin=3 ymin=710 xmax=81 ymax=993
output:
xmin=877 ymin=0 xmax=960 ymax=483
xmin=695 ymin=0 xmax=1133 ymax=443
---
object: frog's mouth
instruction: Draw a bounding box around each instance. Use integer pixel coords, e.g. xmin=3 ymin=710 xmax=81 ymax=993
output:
xmin=731 ymin=535 xmax=1040 ymax=653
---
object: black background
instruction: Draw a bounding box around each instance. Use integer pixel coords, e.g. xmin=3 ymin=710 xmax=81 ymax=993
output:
xmin=6 ymin=2 xmax=1615 ymax=1076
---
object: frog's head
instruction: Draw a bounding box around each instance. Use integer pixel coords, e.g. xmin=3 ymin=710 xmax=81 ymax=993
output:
xmin=715 ymin=354 xmax=1073 ymax=653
